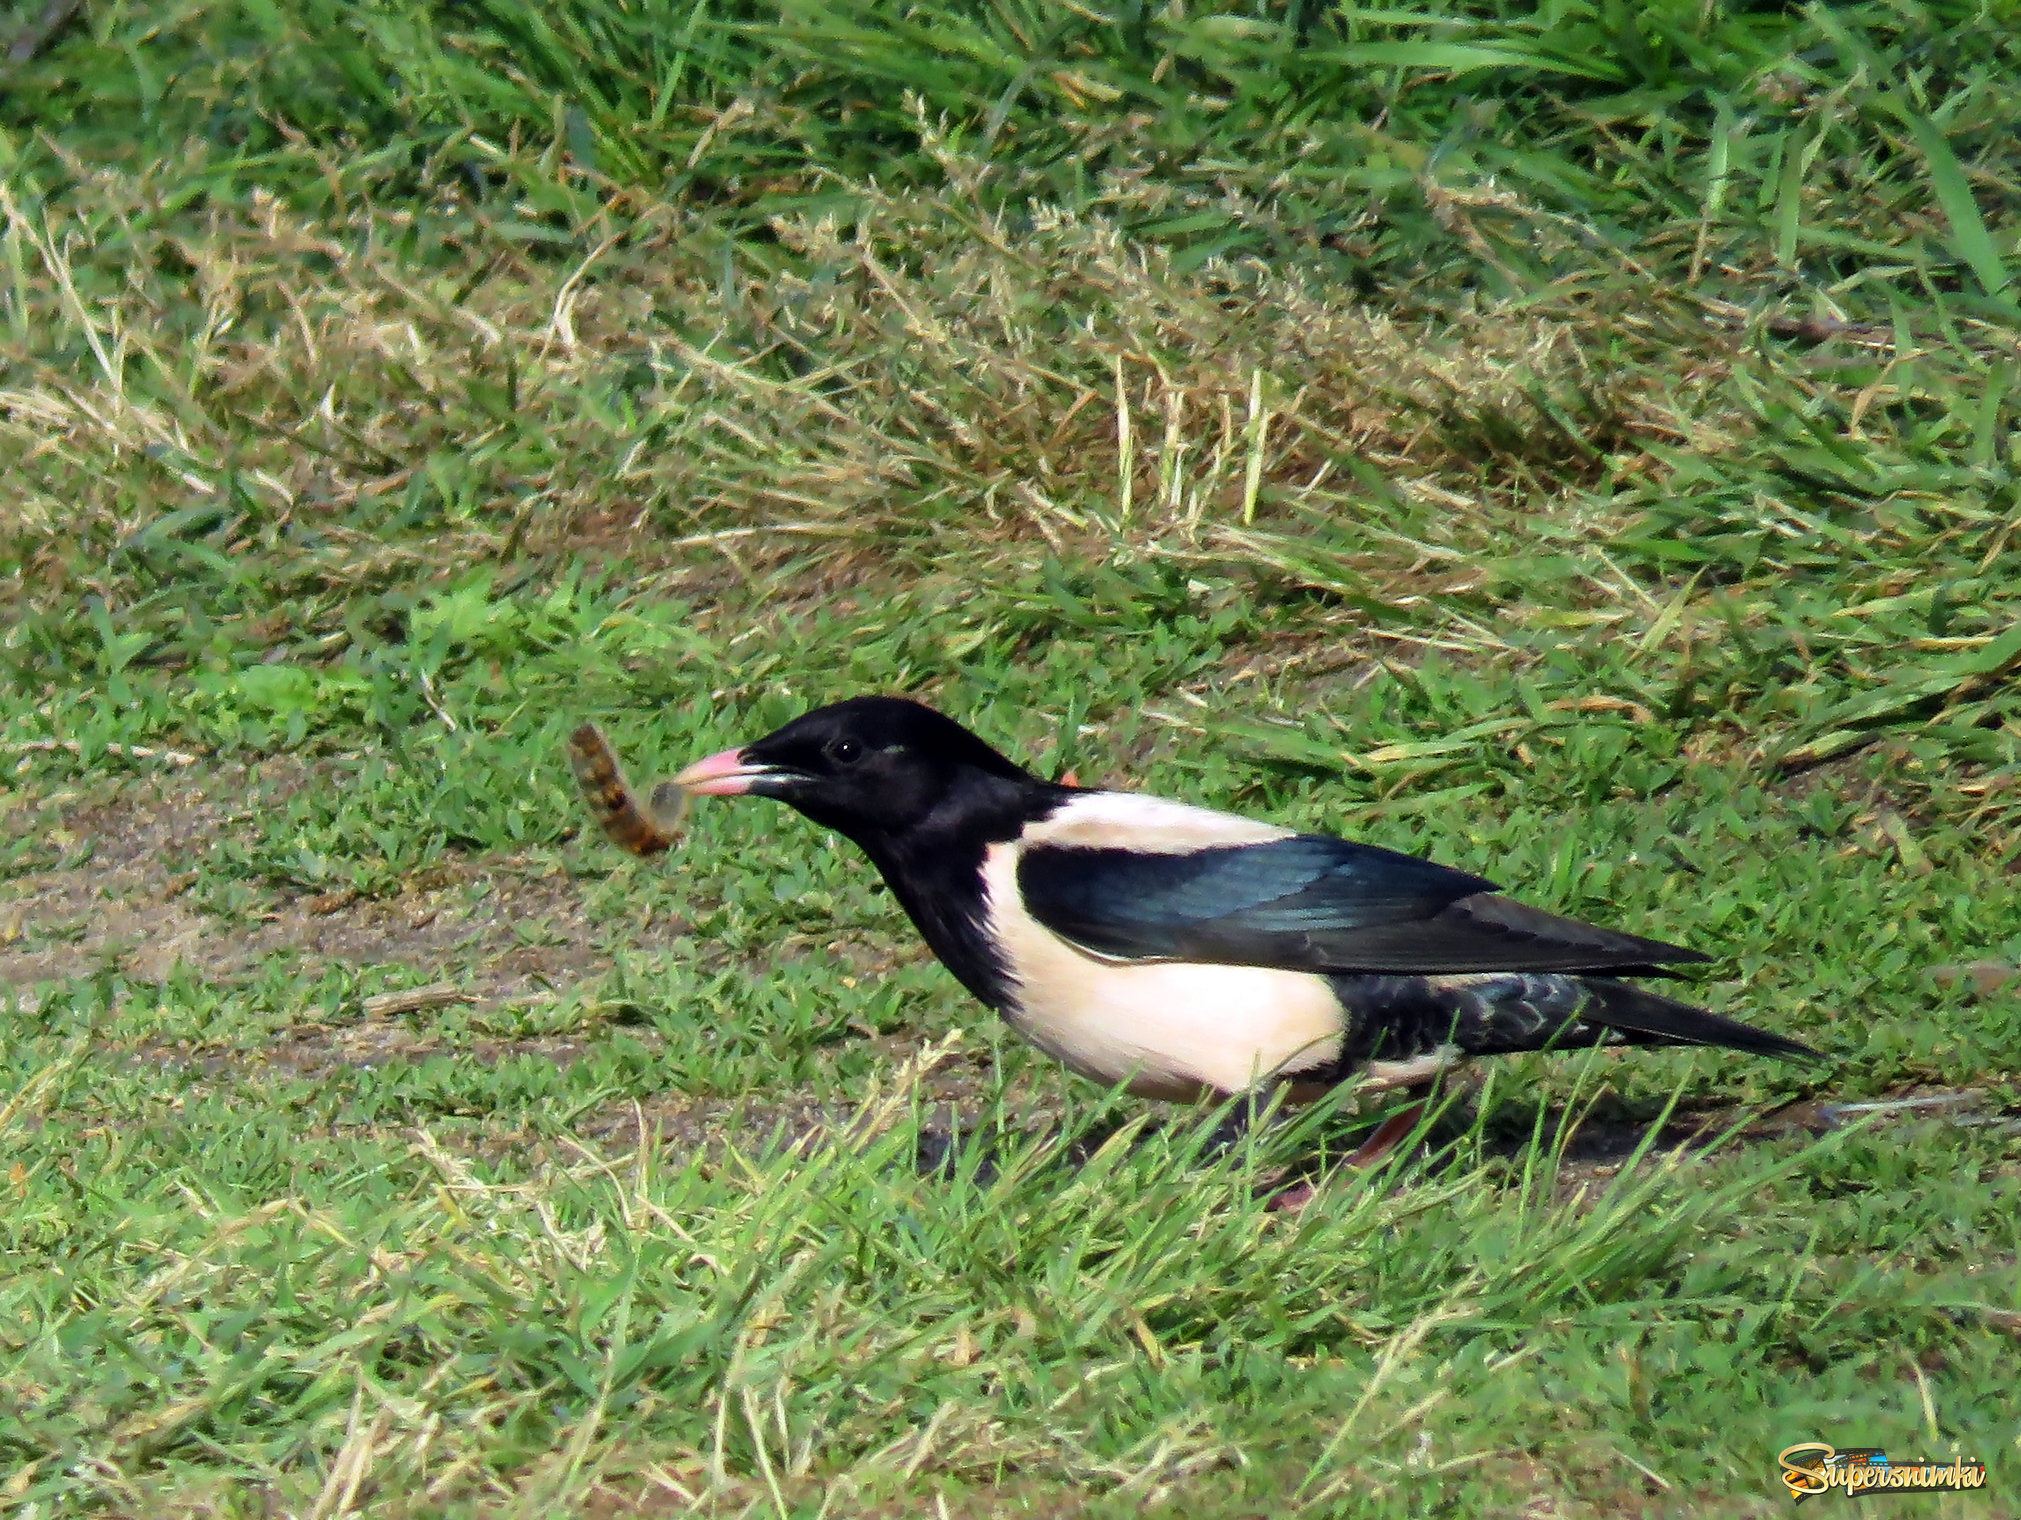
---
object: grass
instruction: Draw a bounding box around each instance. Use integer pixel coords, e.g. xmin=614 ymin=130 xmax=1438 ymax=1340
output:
xmin=3 ymin=0 xmax=2021 ymax=1513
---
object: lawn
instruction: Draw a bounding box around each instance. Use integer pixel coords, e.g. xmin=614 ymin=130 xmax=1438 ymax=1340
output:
xmin=3 ymin=0 xmax=2020 ymax=1513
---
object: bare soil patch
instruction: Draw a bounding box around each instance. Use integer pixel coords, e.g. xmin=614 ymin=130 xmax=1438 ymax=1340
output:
xmin=1 ymin=762 xmax=623 ymax=1011
xmin=2 ymin=760 xmax=1013 ymax=1161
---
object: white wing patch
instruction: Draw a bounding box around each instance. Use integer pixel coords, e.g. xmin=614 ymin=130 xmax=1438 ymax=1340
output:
xmin=1025 ymin=789 xmax=1293 ymax=855
xmin=980 ymin=840 xmax=1343 ymax=1101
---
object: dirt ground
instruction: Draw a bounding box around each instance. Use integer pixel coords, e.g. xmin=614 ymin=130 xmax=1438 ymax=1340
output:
xmin=0 ymin=758 xmax=1004 ymax=1155
xmin=1 ymin=762 xmax=595 ymax=997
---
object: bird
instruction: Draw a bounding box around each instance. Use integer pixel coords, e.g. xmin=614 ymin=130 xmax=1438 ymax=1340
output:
xmin=658 ymin=696 xmax=1821 ymax=1179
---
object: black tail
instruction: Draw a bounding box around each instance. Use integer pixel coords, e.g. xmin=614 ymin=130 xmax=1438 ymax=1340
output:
xmin=1581 ymin=978 xmax=1823 ymax=1063
xmin=1326 ymin=972 xmax=1825 ymax=1071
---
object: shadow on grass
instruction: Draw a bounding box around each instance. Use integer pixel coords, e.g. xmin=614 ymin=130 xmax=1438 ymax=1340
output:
xmin=910 ymin=1076 xmax=2003 ymax=1202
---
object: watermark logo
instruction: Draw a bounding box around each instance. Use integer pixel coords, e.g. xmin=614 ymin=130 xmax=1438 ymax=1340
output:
xmin=1779 ymin=1443 xmax=1988 ymax=1501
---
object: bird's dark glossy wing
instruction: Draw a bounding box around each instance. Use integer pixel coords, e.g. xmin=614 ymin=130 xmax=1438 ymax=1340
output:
xmin=1018 ymin=836 xmax=1489 ymax=959
xmin=1017 ymin=836 xmax=1710 ymax=974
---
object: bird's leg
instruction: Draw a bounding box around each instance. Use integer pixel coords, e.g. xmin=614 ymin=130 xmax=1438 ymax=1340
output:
xmin=1264 ymin=1045 xmax=1464 ymax=1207
xmin=1265 ymin=1086 xmax=1435 ymax=1213
xmin=1342 ymin=1099 xmax=1429 ymax=1168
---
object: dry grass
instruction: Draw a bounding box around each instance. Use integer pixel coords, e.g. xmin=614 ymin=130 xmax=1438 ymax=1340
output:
xmin=2 ymin=161 xmax=1749 ymax=613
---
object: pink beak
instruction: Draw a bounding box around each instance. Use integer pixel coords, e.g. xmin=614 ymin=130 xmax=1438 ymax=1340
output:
xmin=672 ymin=745 xmax=769 ymax=797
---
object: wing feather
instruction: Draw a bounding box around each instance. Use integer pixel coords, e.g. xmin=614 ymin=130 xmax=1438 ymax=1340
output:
xmin=1017 ymin=836 xmax=1709 ymax=975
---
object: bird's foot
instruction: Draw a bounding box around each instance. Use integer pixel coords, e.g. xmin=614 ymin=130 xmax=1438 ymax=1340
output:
xmin=1265 ymin=1177 xmax=1320 ymax=1212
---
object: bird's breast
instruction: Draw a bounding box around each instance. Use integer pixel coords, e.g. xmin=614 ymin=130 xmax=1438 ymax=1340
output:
xmin=978 ymin=842 xmax=1345 ymax=1100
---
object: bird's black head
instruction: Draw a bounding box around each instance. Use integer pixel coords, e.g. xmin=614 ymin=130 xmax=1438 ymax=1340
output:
xmin=673 ymin=696 xmax=1044 ymax=842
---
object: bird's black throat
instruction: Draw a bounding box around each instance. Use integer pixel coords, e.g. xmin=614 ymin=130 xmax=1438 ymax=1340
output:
xmin=788 ymin=770 xmax=1065 ymax=1013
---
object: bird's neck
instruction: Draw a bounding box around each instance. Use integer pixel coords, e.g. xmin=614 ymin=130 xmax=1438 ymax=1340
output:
xmin=847 ymin=775 xmax=1064 ymax=1012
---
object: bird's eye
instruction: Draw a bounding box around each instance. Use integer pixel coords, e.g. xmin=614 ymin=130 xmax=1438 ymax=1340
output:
xmin=828 ymin=737 xmax=863 ymax=765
